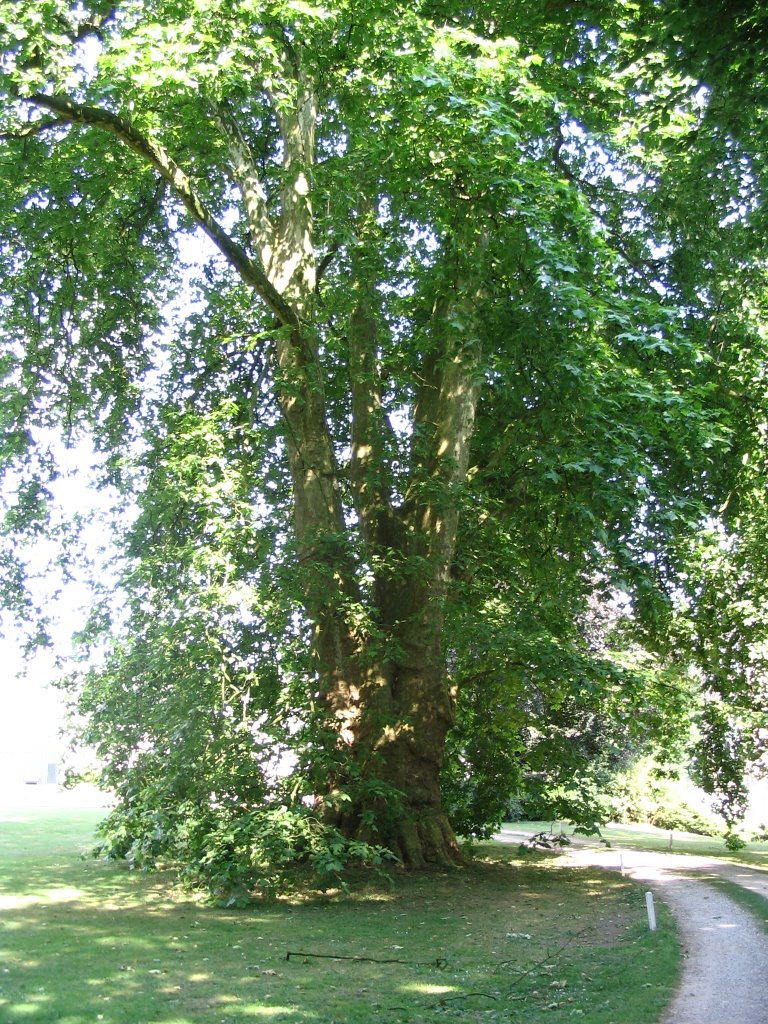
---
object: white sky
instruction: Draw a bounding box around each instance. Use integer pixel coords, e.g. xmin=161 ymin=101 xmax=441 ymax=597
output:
xmin=0 ymin=637 xmax=64 ymax=760
xmin=0 ymin=456 xmax=110 ymax=778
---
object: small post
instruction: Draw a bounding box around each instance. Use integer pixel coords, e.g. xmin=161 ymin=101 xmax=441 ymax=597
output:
xmin=645 ymin=891 xmax=657 ymax=932
xmin=619 ymin=853 xmax=625 ymax=876
xmin=668 ymin=831 xmax=673 ymax=850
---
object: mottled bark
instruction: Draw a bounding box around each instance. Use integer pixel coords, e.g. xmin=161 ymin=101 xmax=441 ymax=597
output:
xmin=321 ymin=646 xmax=463 ymax=867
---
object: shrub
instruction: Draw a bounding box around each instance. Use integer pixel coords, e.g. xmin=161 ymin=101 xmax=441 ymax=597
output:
xmin=94 ymin=792 xmax=393 ymax=902
xmin=646 ymin=803 xmax=721 ymax=836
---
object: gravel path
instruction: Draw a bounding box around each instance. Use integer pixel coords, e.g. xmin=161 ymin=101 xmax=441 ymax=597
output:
xmin=651 ymin=875 xmax=767 ymax=1024
xmin=568 ymin=849 xmax=768 ymax=1024
xmin=496 ymin=833 xmax=768 ymax=1023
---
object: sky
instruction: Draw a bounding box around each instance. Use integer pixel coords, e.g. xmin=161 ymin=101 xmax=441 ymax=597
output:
xmin=0 ymin=635 xmax=65 ymax=781
xmin=0 ymin=448 xmax=111 ymax=784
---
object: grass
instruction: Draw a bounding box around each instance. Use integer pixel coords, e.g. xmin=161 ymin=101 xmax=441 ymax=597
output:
xmin=0 ymin=805 xmax=680 ymax=1024
xmin=498 ymin=820 xmax=768 ymax=870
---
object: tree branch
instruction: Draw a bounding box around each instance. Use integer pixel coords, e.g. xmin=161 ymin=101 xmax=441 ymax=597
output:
xmin=248 ymin=70 xmax=316 ymax=317
xmin=69 ymin=6 xmax=119 ymax=43
xmin=405 ymin=286 xmax=482 ymax=600
xmin=210 ymin=98 xmax=276 ymax=264
xmin=27 ymin=92 xmax=299 ymax=327
xmin=348 ymin=289 xmax=400 ymax=547
xmin=316 ymin=241 xmax=340 ymax=287
xmin=0 ymin=117 xmax=68 ymax=140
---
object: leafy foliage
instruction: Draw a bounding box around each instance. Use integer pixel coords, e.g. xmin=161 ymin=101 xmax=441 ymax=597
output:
xmin=95 ymin=793 xmax=393 ymax=902
xmin=607 ymin=757 xmax=721 ymax=837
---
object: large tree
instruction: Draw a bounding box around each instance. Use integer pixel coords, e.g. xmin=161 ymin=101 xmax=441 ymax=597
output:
xmin=1 ymin=0 xmax=766 ymax=881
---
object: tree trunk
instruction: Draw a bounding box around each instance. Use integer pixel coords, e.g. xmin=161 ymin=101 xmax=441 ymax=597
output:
xmin=372 ymin=662 xmax=462 ymax=868
xmin=312 ymin=270 xmax=482 ymax=868
xmin=321 ymin=652 xmax=463 ymax=867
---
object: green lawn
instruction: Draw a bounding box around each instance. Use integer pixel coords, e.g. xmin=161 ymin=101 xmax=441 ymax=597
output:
xmin=1 ymin=804 xmax=680 ymax=1024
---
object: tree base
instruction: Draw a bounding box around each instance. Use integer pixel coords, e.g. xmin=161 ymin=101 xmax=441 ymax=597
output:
xmin=388 ymin=811 xmax=463 ymax=869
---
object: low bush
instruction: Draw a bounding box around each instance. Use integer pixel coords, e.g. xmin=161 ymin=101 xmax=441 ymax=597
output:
xmin=646 ymin=802 xmax=721 ymax=836
xmin=95 ymin=794 xmax=393 ymax=902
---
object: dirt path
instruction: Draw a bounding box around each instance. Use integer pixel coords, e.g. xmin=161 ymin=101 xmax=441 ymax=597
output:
xmin=496 ymin=834 xmax=768 ymax=1024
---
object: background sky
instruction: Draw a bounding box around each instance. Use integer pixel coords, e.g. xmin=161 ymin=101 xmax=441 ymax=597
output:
xmin=0 ymin=635 xmax=65 ymax=783
xmin=0 ymin=450 xmax=109 ymax=786
xmin=0 ymin=232 xmax=217 ymax=788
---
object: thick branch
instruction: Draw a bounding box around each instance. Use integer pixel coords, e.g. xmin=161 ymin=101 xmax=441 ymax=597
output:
xmin=348 ymin=291 xmax=399 ymax=548
xmin=27 ymin=92 xmax=299 ymax=327
xmin=406 ymin=289 xmax=482 ymax=598
xmin=210 ymin=98 xmax=276 ymax=265
xmin=427 ymin=343 xmax=481 ymax=586
xmin=269 ymin=71 xmax=316 ymax=308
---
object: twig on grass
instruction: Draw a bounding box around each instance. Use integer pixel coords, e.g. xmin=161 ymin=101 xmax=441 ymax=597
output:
xmin=286 ymin=950 xmax=449 ymax=968
xmin=502 ymin=927 xmax=590 ymax=992
xmin=387 ymin=991 xmax=500 ymax=1014
xmin=435 ymin=990 xmax=500 ymax=1004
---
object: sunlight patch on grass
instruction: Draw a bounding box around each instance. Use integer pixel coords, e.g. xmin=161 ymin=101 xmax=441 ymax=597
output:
xmin=0 ymin=887 xmax=85 ymax=909
xmin=238 ymin=1007 xmax=305 ymax=1018
xmin=398 ymin=981 xmax=457 ymax=995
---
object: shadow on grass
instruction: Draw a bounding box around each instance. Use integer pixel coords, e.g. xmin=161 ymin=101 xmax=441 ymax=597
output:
xmin=0 ymin=870 xmax=490 ymax=1024
xmin=1 ymin=892 xmax=307 ymax=1024
xmin=0 ymin=878 xmax=670 ymax=1024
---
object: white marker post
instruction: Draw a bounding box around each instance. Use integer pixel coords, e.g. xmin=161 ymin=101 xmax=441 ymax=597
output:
xmin=646 ymin=891 xmax=657 ymax=932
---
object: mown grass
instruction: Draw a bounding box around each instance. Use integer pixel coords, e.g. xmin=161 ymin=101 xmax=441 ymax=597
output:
xmin=0 ymin=804 xmax=679 ymax=1024
xmin=498 ymin=821 xmax=768 ymax=870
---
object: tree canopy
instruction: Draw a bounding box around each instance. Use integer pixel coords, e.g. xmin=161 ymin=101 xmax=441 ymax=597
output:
xmin=1 ymin=0 xmax=767 ymax=891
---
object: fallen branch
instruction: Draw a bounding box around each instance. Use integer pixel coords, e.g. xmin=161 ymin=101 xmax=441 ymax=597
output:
xmin=503 ymin=927 xmax=590 ymax=991
xmin=286 ymin=950 xmax=448 ymax=969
